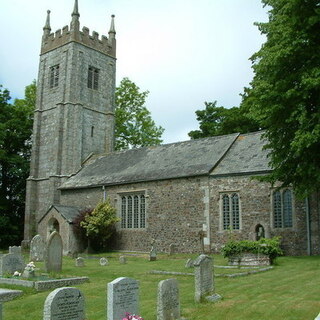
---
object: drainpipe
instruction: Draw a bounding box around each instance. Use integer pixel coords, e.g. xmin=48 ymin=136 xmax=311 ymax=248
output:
xmin=102 ymin=186 xmax=106 ymax=201
xmin=306 ymin=197 xmax=311 ymax=255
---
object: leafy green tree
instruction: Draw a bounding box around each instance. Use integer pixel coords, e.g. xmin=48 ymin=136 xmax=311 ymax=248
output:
xmin=80 ymin=199 xmax=119 ymax=251
xmin=0 ymin=82 xmax=35 ymax=248
xmin=241 ymin=0 xmax=320 ymax=196
xmin=115 ymin=77 xmax=164 ymax=150
xmin=188 ymin=101 xmax=260 ymax=139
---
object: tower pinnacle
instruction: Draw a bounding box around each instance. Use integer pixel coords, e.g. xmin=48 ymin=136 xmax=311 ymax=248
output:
xmin=70 ymin=0 xmax=80 ymax=32
xmin=43 ymin=10 xmax=51 ymax=39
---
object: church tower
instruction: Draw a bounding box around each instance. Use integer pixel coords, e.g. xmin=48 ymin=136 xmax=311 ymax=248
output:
xmin=24 ymin=0 xmax=116 ymax=240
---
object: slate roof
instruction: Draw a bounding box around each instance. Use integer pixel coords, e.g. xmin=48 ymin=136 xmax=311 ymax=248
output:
xmin=60 ymin=133 xmax=239 ymax=189
xmin=211 ymin=131 xmax=271 ymax=176
xmin=60 ymin=131 xmax=270 ymax=190
xmin=39 ymin=204 xmax=80 ymax=223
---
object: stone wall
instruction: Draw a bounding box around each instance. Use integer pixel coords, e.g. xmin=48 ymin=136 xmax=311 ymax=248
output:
xmin=60 ymin=174 xmax=319 ymax=255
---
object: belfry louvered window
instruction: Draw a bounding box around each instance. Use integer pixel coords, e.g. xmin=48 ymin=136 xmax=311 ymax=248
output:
xmin=221 ymin=193 xmax=240 ymax=230
xmin=87 ymin=66 xmax=99 ymax=90
xmin=49 ymin=65 xmax=59 ymax=88
xmin=120 ymin=194 xmax=146 ymax=229
xmin=273 ymin=189 xmax=293 ymax=228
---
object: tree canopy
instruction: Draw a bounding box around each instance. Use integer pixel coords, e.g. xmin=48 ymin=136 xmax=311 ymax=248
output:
xmin=240 ymin=0 xmax=320 ymax=196
xmin=0 ymin=82 xmax=35 ymax=248
xmin=188 ymin=101 xmax=260 ymax=139
xmin=115 ymin=77 xmax=164 ymax=150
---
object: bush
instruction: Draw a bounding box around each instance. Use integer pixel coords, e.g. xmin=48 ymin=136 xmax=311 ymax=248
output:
xmin=221 ymin=237 xmax=283 ymax=263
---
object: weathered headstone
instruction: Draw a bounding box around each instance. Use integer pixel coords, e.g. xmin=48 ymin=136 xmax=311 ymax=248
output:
xmin=100 ymin=257 xmax=108 ymax=266
xmin=119 ymin=256 xmax=127 ymax=264
xmin=43 ymin=287 xmax=85 ymax=320
xmin=157 ymin=278 xmax=180 ymax=320
xmin=30 ymin=234 xmax=45 ymax=261
xmin=9 ymin=246 xmax=21 ymax=255
xmin=194 ymin=254 xmax=221 ymax=303
xmin=168 ymin=243 xmax=175 ymax=256
xmin=45 ymin=231 xmax=63 ymax=273
xmin=107 ymin=277 xmax=139 ymax=320
xmin=0 ymin=253 xmax=25 ymax=276
xmin=0 ymin=288 xmax=23 ymax=320
xmin=185 ymin=258 xmax=194 ymax=268
xmin=75 ymin=257 xmax=85 ymax=267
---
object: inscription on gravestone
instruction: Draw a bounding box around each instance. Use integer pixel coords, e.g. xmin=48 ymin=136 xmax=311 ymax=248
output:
xmin=0 ymin=253 xmax=25 ymax=276
xmin=43 ymin=287 xmax=85 ymax=320
xmin=30 ymin=234 xmax=45 ymax=261
xmin=157 ymin=278 xmax=180 ymax=320
xmin=107 ymin=277 xmax=139 ymax=320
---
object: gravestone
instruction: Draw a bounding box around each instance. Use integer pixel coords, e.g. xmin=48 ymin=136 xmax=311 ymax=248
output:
xmin=107 ymin=277 xmax=139 ymax=320
xmin=100 ymin=257 xmax=108 ymax=266
xmin=0 ymin=288 xmax=23 ymax=320
xmin=75 ymin=257 xmax=85 ymax=267
xmin=194 ymin=254 xmax=221 ymax=303
xmin=30 ymin=234 xmax=45 ymax=261
xmin=43 ymin=287 xmax=85 ymax=320
xmin=9 ymin=246 xmax=21 ymax=255
xmin=185 ymin=258 xmax=194 ymax=268
xmin=119 ymin=256 xmax=127 ymax=264
xmin=0 ymin=253 xmax=25 ymax=276
xmin=157 ymin=278 xmax=180 ymax=320
xmin=45 ymin=231 xmax=63 ymax=273
xmin=168 ymin=243 xmax=175 ymax=256
xmin=314 ymin=313 xmax=320 ymax=320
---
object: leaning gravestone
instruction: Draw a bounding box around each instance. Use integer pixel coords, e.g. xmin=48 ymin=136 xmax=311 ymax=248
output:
xmin=119 ymin=256 xmax=127 ymax=264
xmin=107 ymin=277 xmax=139 ymax=320
xmin=45 ymin=231 xmax=63 ymax=273
xmin=0 ymin=253 xmax=25 ymax=276
xmin=43 ymin=287 xmax=85 ymax=320
xmin=9 ymin=246 xmax=21 ymax=255
xmin=194 ymin=254 xmax=221 ymax=303
xmin=75 ymin=257 xmax=85 ymax=267
xmin=157 ymin=278 xmax=180 ymax=320
xmin=100 ymin=257 xmax=108 ymax=266
xmin=30 ymin=234 xmax=45 ymax=261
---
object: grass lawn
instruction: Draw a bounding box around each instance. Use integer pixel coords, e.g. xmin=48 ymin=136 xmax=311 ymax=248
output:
xmin=1 ymin=253 xmax=320 ymax=320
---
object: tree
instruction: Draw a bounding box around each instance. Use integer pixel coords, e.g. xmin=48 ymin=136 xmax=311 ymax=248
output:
xmin=240 ymin=0 xmax=320 ymax=196
xmin=188 ymin=101 xmax=260 ymax=139
xmin=80 ymin=199 xmax=119 ymax=251
xmin=115 ymin=77 xmax=164 ymax=150
xmin=0 ymin=82 xmax=35 ymax=248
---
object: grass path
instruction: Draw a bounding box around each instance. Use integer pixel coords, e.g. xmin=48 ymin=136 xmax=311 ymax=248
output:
xmin=1 ymin=253 xmax=320 ymax=319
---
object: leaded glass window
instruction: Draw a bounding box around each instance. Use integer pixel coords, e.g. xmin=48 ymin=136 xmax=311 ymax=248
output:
xmin=49 ymin=65 xmax=59 ymax=88
xmin=273 ymin=189 xmax=293 ymax=228
xmin=120 ymin=193 xmax=146 ymax=229
xmin=87 ymin=66 xmax=99 ymax=90
xmin=221 ymin=193 xmax=240 ymax=230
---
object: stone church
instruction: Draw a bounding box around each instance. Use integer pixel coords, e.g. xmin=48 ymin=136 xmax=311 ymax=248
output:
xmin=23 ymin=1 xmax=320 ymax=256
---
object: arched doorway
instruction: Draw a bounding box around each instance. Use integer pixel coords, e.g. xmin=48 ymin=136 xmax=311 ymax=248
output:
xmin=48 ymin=217 xmax=60 ymax=237
xmin=255 ymin=224 xmax=265 ymax=240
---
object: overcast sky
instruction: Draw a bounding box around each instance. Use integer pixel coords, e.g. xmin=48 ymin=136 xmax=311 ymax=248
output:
xmin=0 ymin=0 xmax=268 ymax=144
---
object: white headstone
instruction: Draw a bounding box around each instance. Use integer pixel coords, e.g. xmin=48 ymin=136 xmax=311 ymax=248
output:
xmin=119 ymin=256 xmax=127 ymax=264
xmin=45 ymin=231 xmax=63 ymax=273
xmin=43 ymin=287 xmax=85 ymax=320
xmin=0 ymin=253 xmax=25 ymax=276
xmin=107 ymin=277 xmax=139 ymax=320
xmin=157 ymin=279 xmax=180 ymax=320
xmin=100 ymin=257 xmax=108 ymax=266
xmin=193 ymin=254 xmax=214 ymax=302
xmin=9 ymin=246 xmax=21 ymax=255
xmin=30 ymin=234 xmax=45 ymax=261
xmin=75 ymin=257 xmax=85 ymax=267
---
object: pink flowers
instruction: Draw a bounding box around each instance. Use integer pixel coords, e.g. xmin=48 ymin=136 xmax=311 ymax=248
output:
xmin=122 ymin=312 xmax=143 ymax=320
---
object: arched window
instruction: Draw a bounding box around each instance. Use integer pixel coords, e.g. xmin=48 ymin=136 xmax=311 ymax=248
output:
xmin=273 ymin=189 xmax=293 ymax=228
xmin=48 ymin=217 xmax=60 ymax=236
xmin=221 ymin=193 xmax=240 ymax=230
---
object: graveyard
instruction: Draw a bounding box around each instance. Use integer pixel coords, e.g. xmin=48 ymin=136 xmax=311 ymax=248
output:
xmin=0 ymin=249 xmax=319 ymax=319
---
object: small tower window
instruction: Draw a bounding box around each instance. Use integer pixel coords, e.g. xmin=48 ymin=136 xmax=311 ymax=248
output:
xmin=91 ymin=126 xmax=94 ymax=137
xmin=87 ymin=66 xmax=99 ymax=90
xmin=49 ymin=65 xmax=59 ymax=88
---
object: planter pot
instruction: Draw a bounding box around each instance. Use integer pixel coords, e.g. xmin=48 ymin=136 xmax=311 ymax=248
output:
xmin=228 ymin=253 xmax=271 ymax=266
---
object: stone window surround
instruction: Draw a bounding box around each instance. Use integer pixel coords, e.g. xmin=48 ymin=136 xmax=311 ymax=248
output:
xmin=218 ymin=191 xmax=242 ymax=232
xmin=87 ymin=66 xmax=99 ymax=90
xmin=49 ymin=64 xmax=59 ymax=88
xmin=270 ymin=188 xmax=295 ymax=230
xmin=117 ymin=190 xmax=147 ymax=230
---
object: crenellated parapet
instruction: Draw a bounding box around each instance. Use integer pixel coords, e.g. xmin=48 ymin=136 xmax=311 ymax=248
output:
xmin=41 ymin=24 xmax=116 ymax=57
xmin=41 ymin=4 xmax=116 ymax=58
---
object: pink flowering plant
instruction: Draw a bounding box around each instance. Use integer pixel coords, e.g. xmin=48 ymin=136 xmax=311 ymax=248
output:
xmin=122 ymin=312 xmax=143 ymax=320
